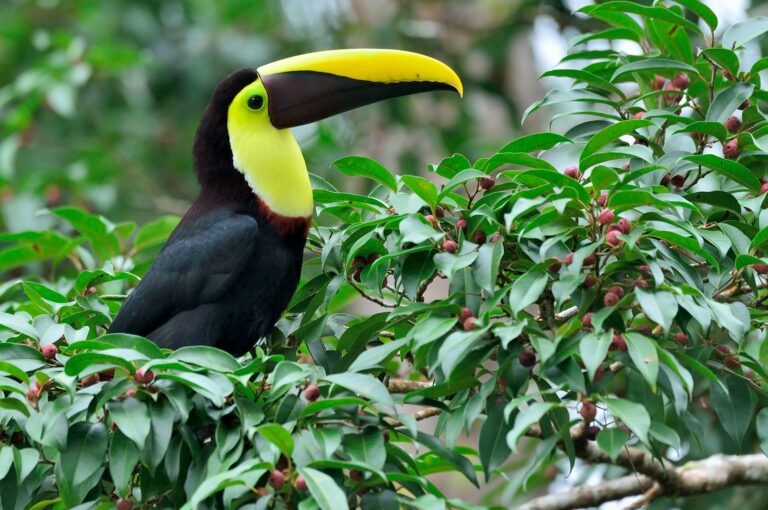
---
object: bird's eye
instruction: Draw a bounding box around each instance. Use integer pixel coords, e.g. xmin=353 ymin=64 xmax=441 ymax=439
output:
xmin=247 ymin=95 xmax=264 ymax=111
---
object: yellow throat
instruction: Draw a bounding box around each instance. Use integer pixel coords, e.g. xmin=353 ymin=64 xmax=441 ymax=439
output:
xmin=227 ymin=78 xmax=313 ymax=218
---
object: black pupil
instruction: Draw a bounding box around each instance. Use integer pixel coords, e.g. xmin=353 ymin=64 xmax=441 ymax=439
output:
xmin=248 ymin=95 xmax=264 ymax=110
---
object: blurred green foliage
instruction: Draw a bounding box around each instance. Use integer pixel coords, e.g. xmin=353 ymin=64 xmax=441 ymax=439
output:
xmin=1 ymin=0 xmax=576 ymax=228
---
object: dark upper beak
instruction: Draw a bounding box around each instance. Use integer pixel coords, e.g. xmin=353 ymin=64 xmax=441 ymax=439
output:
xmin=257 ymin=49 xmax=463 ymax=129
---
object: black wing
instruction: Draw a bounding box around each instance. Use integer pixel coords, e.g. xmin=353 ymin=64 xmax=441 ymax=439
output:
xmin=109 ymin=209 xmax=259 ymax=345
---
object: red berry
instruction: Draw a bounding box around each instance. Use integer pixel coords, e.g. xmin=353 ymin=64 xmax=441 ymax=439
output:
xmin=564 ymin=166 xmax=581 ymax=179
xmin=295 ymin=476 xmax=308 ymax=491
xmin=463 ymin=317 xmax=478 ymax=331
xmin=583 ymin=274 xmax=597 ymax=288
xmin=583 ymin=253 xmax=597 ymax=266
xmin=135 ymin=368 xmax=154 ymax=384
xmin=670 ymin=174 xmax=686 ymax=188
xmin=635 ymin=324 xmax=652 ymax=335
xmin=303 ymin=384 xmax=320 ymax=402
xmin=352 ymin=256 xmax=367 ymax=268
xmin=653 ymin=75 xmax=666 ymax=90
xmin=349 ymin=469 xmax=364 ymax=482
xmin=460 ymin=307 xmax=472 ymax=322
xmin=617 ymin=218 xmax=632 ymax=234
xmin=480 ymin=176 xmax=495 ymax=190
xmin=594 ymin=365 xmax=605 ymax=381
xmin=471 ymin=231 xmax=487 ymax=244
xmin=490 ymin=232 xmax=501 ymax=243
xmin=352 ymin=267 xmax=362 ymax=282
xmin=116 ymin=499 xmax=133 ymax=510
xmin=606 ymin=230 xmax=623 ymax=247
xmin=582 ymin=313 xmax=593 ymax=329
xmin=754 ymin=264 xmax=768 ymax=274
xmin=633 ymin=278 xmax=649 ymax=289
xmin=723 ymin=69 xmax=736 ymax=81
xmin=442 ymin=239 xmax=458 ymax=254
xmin=25 ymin=386 xmax=38 ymax=403
xmin=518 ymin=350 xmax=537 ymax=368
xmin=564 ymin=253 xmax=574 ymax=265
xmin=42 ymin=344 xmax=58 ymax=360
xmin=675 ymin=332 xmax=689 ymax=346
xmin=760 ymin=183 xmax=768 ymax=195
xmin=638 ymin=265 xmax=650 ymax=272
xmin=597 ymin=209 xmax=615 ymax=225
xmin=603 ymin=292 xmax=619 ymax=307
xmin=367 ymin=253 xmax=380 ymax=264
xmin=633 ymin=111 xmax=645 ymax=120
xmin=611 ymin=334 xmax=628 ymax=352
xmin=124 ymin=388 xmax=137 ymax=398
xmin=586 ymin=425 xmax=601 ymax=441
xmin=672 ymin=73 xmax=689 ymax=89
xmin=424 ymin=214 xmax=437 ymax=227
xmin=597 ymin=192 xmax=608 ymax=207
xmin=723 ymin=139 xmax=740 ymax=160
xmin=663 ymin=82 xmax=680 ymax=104
xmin=739 ymin=99 xmax=750 ymax=110
xmin=434 ymin=206 xmax=445 ymax=218
xmin=269 ymin=470 xmax=286 ymax=489
xmin=606 ymin=286 xmax=624 ymax=299
xmin=725 ymin=116 xmax=742 ymax=133
xmin=455 ymin=218 xmax=468 ymax=234
xmin=661 ymin=174 xmax=671 ymax=186
xmin=548 ymin=259 xmax=562 ymax=273
xmin=714 ymin=344 xmax=731 ymax=360
xmin=580 ymin=401 xmax=597 ymax=422
xmin=725 ymin=355 xmax=741 ymax=370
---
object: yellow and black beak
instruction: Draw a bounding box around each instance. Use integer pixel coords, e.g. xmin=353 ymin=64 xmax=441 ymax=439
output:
xmin=257 ymin=49 xmax=463 ymax=129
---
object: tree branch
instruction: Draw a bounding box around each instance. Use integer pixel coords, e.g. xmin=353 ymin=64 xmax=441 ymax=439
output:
xmin=387 ymin=379 xmax=432 ymax=393
xmin=518 ymin=449 xmax=768 ymax=510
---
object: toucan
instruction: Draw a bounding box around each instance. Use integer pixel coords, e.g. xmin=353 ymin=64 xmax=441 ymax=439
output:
xmin=109 ymin=49 xmax=462 ymax=355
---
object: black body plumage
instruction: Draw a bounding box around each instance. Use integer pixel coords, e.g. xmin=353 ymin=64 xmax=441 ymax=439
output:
xmin=110 ymin=70 xmax=307 ymax=356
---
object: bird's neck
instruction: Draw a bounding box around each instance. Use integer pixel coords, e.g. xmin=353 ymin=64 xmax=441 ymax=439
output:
xmin=229 ymin=125 xmax=314 ymax=219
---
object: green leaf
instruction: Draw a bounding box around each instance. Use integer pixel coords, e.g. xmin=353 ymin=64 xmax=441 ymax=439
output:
xmin=257 ymin=423 xmax=294 ymax=456
xmin=635 ymin=288 xmax=678 ymax=332
xmin=472 ymin=241 xmax=503 ymax=293
xmin=684 ymin=154 xmax=761 ymax=192
xmin=710 ymin=375 xmax=755 ymax=447
xmin=324 ymin=373 xmax=395 ymax=413
xmin=579 ymin=331 xmax=612 ymax=382
xmin=722 ymin=17 xmax=768 ymax=49
xmin=479 ymin=399 xmax=511 ymax=477
xmin=596 ymin=428 xmax=629 ymax=463
xmin=579 ymin=120 xmax=653 ymax=169
xmin=497 ymin=133 xmax=571 ymax=154
xmin=676 ymin=121 xmax=727 ymax=142
xmin=624 ymin=333 xmax=659 ymax=390
xmin=399 ymin=215 xmax=443 ymax=245
xmin=706 ymin=83 xmax=754 ymax=124
xmin=507 ymin=402 xmax=556 ymax=451
xmin=437 ymin=169 xmax=487 ymax=202
xmin=541 ymin=69 xmax=624 ymax=97
xmin=54 ymin=422 xmax=107 ymax=507
xmin=604 ymin=398 xmax=650 ymax=445
xmin=134 ymin=215 xmax=180 ymax=252
xmin=671 ymin=0 xmax=717 ymax=31
xmin=141 ymin=398 xmax=174 ymax=474
xmin=700 ymin=48 xmax=739 ymax=77
xmin=333 ymin=156 xmax=397 ymax=192
xmin=348 ymin=338 xmax=407 ymax=373
xmin=52 ymin=207 xmax=120 ymax=262
xmin=400 ymin=175 xmax=438 ymax=209
xmin=757 ymin=408 xmax=768 ymax=457
xmin=169 ymin=346 xmax=240 ymax=371
xmin=508 ymin=270 xmax=548 ymax=316
xmin=298 ymin=467 xmax=348 ymax=510
xmin=0 ymin=312 xmax=38 ymax=339
xmin=587 ymin=2 xmax=703 ymax=35
xmin=611 ymin=59 xmax=699 ymax=82
xmin=343 ymin=426 xmax=386 ymax=470
xmin=108 ymin=430 xmax=139 ymax=497
xmin=108 ymin=397 xmax=151 ymax=448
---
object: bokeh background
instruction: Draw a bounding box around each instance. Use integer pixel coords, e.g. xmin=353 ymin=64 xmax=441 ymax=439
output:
xmin=2 ymin=0 xmax=767 ymax=507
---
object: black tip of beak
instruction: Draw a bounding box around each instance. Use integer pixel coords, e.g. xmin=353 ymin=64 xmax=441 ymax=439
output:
xmin=262 ymin=71 xmax=456 ymax=129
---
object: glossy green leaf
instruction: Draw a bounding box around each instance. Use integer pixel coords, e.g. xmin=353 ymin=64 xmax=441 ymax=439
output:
xmin=333 ymin=156 xmax=397 ymax=191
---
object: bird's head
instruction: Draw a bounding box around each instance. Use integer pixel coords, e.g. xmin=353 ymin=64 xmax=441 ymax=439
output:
xmin=193 ymin=49 xmax=462 ymax=219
